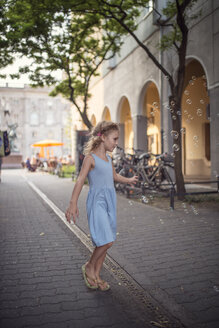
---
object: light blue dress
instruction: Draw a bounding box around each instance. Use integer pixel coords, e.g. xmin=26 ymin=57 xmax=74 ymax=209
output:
xmin=86 ymin=153 xmax=117 ymax=247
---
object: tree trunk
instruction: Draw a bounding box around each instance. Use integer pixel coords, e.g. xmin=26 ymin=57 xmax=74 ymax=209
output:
xmin=169 ymin=96 xmax=186 ymax=199
xmin=81 ymin=111 xmax=93 ymax=130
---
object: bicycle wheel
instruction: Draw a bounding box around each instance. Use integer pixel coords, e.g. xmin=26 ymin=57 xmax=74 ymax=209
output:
xmin=115 ymin=167 xmax=129 ymax=193
xmin=125 ymin=169 xmax=145 ymax=198
xmin=141 ymin=165 xmax=157 ymax=190
xmin=158 ymin=167 xmax=174 ymax=191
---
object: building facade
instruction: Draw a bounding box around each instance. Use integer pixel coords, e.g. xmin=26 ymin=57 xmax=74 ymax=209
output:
xmin=72 ymin=0 xmax=219 ymax=179
xmin=0 ymin=84 xmax=72 ymax=161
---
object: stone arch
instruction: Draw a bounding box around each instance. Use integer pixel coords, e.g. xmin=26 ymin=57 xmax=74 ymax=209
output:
xmin=181 ymin=58 xmax=210 ymax=177
xmin=116 ymin=96 xmax=133 ymax=152
xmin=102 ymin=106 xmax=111 ymax=121
xmin=142 ymin=81 xmax=161 ymax=154
xmin=138 ymin=79 xmax=160 ymax=116
xmin=91 ymin=114 xmax=97 ymax=127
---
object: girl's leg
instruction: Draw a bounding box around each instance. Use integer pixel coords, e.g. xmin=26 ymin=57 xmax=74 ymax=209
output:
xmin=95 ymin=249 xmax=107 ymax=281
xmin=95 ymin=241 xmax=113 ymax=280
xmin=85 ymin=244 xmax=109 ymax=283
xmin=85 ymin=242 xmax=113 ymax=286
xmin=94 ymin=249 xmax=110 ymax=290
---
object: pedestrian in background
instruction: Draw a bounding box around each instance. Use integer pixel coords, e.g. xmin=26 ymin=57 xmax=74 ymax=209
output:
xmin=65 ymin=121 xmax=138 ymax=291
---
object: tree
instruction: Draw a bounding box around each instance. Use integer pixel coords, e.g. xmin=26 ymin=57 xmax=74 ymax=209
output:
xmin=0 ymin=0 xmax=122 ymax=129
xmin=0 ymin=0 xmax=18 ymax=74
xmin=1 ymin=0 xmax=199 ymax=196
xmin=70 ymin=0 xmax=199 ymax=197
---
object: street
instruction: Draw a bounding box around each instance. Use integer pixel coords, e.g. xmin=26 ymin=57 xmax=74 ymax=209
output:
xmin=0 ymin=169 xmax=219 ymax=328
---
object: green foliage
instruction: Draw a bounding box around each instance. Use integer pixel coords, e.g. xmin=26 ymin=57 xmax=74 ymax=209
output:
xmin=0 ymin=0 xmax=125 ymax=128
xmin=159 ymin=0 xmax=199 ymax=52
xmin=185 ymin=194 xmax=219 ymax=204
xmin=159 ymin=26 xmax=182 ymax=51
xmin=59 ymin=164 xmax=76 ymax=178
xmin=1 ymin=0 xmax=199 ymax=132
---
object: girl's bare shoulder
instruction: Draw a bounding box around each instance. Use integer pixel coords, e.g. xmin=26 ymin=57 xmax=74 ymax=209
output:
xmin=83 ymin=154 xmax=95 ymax=166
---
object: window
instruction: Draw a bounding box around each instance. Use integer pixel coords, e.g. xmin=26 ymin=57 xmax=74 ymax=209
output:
xmin=46 ymin=111 xmax=54 ymax=125
xmin=32 ymin=131 xmax=38 ymax=138
xmin=30 ymin=112 xmax=39 ymax=126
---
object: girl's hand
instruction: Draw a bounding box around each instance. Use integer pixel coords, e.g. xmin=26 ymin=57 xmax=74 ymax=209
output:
xmin=128 ymin=175 xmax=138 ymax=186
xmin=65 ymin=203 xmax=79 ymax=224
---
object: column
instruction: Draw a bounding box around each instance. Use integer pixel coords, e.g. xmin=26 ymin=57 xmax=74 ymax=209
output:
xmin=209 ymin=86 xmax=219 ymax=180
xmin=118 ymin=123 xmax=124 ymax=149
xmin=132 ymin=115 xmax=147 ymax=151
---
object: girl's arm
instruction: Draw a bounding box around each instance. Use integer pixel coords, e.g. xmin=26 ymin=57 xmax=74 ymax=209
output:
xmin=111 ymin=163 xmax=138 ymax=184
xmin=65 ymin=155 xmax=93 ymax=223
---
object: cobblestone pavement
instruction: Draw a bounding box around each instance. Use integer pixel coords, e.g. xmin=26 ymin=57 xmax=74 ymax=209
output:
xmin=0 ymin=170 xmax=185 ymax=328
xmin=1 ymin=170 xmax=219 ymax=328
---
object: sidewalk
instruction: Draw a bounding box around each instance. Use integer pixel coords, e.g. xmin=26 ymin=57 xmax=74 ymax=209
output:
xmin=0 ymin=170 xmax=184 ymax=328
xmin=24 ymin=170 xmax=219 ymax=328
xmin=1 ymin=170 xmax=219 ymax=328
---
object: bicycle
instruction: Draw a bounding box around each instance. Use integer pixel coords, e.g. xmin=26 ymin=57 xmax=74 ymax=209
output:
xmin=135 ymin=152 xmax=175 ymax=193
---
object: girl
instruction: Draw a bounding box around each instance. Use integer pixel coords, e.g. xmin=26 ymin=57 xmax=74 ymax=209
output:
xmin=65 ymin=121 xmax=138 ymax=291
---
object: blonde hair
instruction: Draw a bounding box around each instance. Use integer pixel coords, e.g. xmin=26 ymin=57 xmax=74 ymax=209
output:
xmin=83 ymin=121 xmax=119 ymax=155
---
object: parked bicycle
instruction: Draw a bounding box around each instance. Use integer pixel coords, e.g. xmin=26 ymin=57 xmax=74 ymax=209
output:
xmin=113 ymin=147 xmax=175 ymax=198
xmin=136 ymin=152 xmax=174 ymax=192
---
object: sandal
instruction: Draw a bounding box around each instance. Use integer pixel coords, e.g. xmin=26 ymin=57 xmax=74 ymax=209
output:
xmin=97 ymin=279 xmax=110 ymax=291
xmin=81 ymin=264 xmax=98 ymax=290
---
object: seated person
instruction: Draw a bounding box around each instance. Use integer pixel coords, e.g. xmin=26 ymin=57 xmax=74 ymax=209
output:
xmin=26 ymin=158 xmax=36 ymax=172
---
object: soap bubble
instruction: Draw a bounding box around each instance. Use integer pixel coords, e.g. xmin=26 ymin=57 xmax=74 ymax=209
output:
xmin=184 ymin=90 xmax=189 ymax=96
xmin=188 ymin=114 xmax=193 ymax=120
xmin=189 ymin=80 xmax=194 ymax=86
xmin=200 ymin=99 xmax=205 ymax=104
xmin=213 ymin=286 xmax=219 ymax=293
xmin=171 ymin=100 xmax=175 ymax=106
xmin=202 ymin=75 xmax=207 ymax=80
xmin=177 ymin=111 xmax=181 ymax=116
xmin=171 ymin=152 xmax=176 ymax=158
xmin=150 ymin=111 xmax=155 ymax=117
xmin=180 ymin=128 xmax=186 ymax=134
xmin=197 ymin=108 xmax=202 ymax=116
xmin=153 ymin=102 xmax=159 ymax=109
xmin=172 ymin=144 xmax=180 ymax=152
xmin=170 ymin=108 xmax=174 ymax=113
xmin=190 ymin=205 xmax=198 ymax=216
xmin=184 ymin=109 xmax=188 ymax=115
xmin=192 ymin=75 xmax=196 ymax=80
xmin=186 ymin=99 xmax=192 ymax=105
xmin=172 ymin=115 xmax=177 ymax=120
xmin=141 ymin=196 xmax=149 ymax=204
xmin=193 ymin=135 xmax=199 ymax=142
xmin=171 ymin=130 xmax=179 ymax=139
